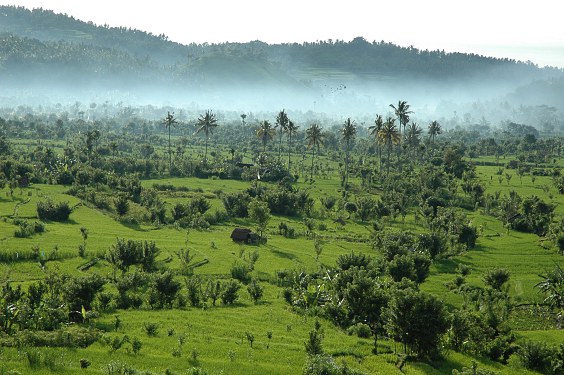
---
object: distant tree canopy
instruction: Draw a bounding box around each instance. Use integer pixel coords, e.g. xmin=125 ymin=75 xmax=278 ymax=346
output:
xmin=1 ymin=5 xmax=562 ymax=95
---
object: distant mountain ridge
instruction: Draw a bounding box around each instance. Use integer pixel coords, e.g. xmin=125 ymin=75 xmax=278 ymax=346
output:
xmin=1 ymin=5 xmax=563 ymax=112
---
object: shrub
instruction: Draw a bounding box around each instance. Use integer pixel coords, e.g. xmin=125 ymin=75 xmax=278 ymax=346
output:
xmin=344 ymin=202 xmax=358 ymax=216
xmin=97 ymin=292 xmax=114 ymax=312
xmin=222 ymin=191 xmax=251 ymax=217
xmin=247 ymin=278 xmax=264 ymax=303
xmin=303 ymin=354 xmax=367 ymax=375
xmin=347 ymin=323 xmax=371 ymax=338
xmin=189 ymin=195 xmax=211 ymax=214
xmin=7 ymin=326 xmax=102 ymax=348
xmin=305 ymin=321 xmax=324 ymax=356
xmin=114 ymin=194 xmax=130 ymax=216
xmin=148 ymin=271 xmax=181 ymax=309
xmin=36 ymin=199 xmax=71 ymax=221
xmin=220 ymin=279 xmax=241 ymax=305
xmin=14 ymin=219 xmax=43 ymax=238
xmin=204 ymin=208 xmax=228 ymax=225
xmin=336 ymin=252 xmax=372 ymax=271
xmin=278 ymin=222 xmax=296 ymax=238
xmin=452 ymin=361 xmax=497 ymax=375
xmin=185 ymin=276 xmax=203 ymax=307
xmin=106 ymin=238 xmax=160 ymax=273
xmin=144 ymin=322 xmax=159 ymax=336
xmin=63 ymin=273 xmax=106 ymax=315
xmin=517 ymin=340 xmax=554 ymax=373
xmin=79 ymin=358 xmax=91 ymax=369
xmin=483 ymin=268 xmax=511 ymax=291
xmin=131 ymin=337 xmax=142 ymax=355
xmin=231 ymin=261 xmax=251 ymax=284
xmin=356 ymin=196 xmax=377 ymax=221
xmin=24 ymin=349 xmax=42 ymax=369
xmin=320 ymin=196 xmax=337 ymax=211
xmin=283 ymin=288 xmax=294 ymax=304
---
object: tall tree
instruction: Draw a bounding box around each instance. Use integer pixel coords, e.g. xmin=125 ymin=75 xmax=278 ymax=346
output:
xmin=256 ymin=120 xmax=276 ymax=153
xmin=341 ymin=118 xmax=357 ymax=190
xmin=378 ymin=117 xmax=400 ymax=175
xmin=369 ymin=114 xmax=384 ymax=167
xmin=389 ymin=100 xmax=412 ymax=136
xmin=428 ymin=120 xmax=442 ymax=146
xmin=275 ymin=109 xmax=289 ymax=161
xmin=306 ymin=123 xmax=325 ymax=182
xmin=195 ymin=110 xmax=218 ymax=163
xmin=162 ymin=112 xmax=177 ymax=170
xmin=405 ymin=122 xmax=423 ymax=157
xmin=384 ymin=289 xmax=450 ymax=359
xmin=83 ymin=128 xmax=101 ymax=164
xmin=286 ymin=120 xmax=299 ymax=172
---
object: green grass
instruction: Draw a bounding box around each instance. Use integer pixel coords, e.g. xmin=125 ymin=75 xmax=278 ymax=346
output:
xmin=0 ymin=154 xmax=562 ymax=374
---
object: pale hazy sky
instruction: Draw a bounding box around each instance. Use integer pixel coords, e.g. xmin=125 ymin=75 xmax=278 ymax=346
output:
xmin=3 ymin=0 xmax=564 ymax=67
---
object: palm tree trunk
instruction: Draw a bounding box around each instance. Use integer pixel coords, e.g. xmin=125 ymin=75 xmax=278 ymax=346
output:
xmin=378 ymin=145 xmax=383 ymax=169
xmin=387 ymin=142 xmax=391 ymax=176
xmin=204 ymin=138 xmax=208 ymax=163
xmin=168 ymin=127 xmax=172 ymax=170
xmin=288 ymin=135 xmax=292 ymax=172
xmin=311 ymin=147 xmax=316 ymax=182
xmin=344 ymin=142 xmax=349 ymax=189
xmin=279 ymin=133 xmax=283 ymax=161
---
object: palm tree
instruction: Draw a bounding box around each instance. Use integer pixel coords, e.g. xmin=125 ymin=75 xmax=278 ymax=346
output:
xmin=256 ymin=120 xmax=276 ymax=153
xmin=306 ymin=123 xmax=325 ymax=182
xmin=275 ymin=109 xmax=289 ymax=161
xmin=109 ymin=141 xmax=118 ymax=159
xmin=341 ymin=118 xmax=356 ymax=189
xmin=286 ymin=120 xmax=299 ymax=172
xmin=369 ymin=114 xmax=384 ymax=167
xmin=389 ymin=100 xmax=412 ymax=136
xmin=535 ymin=264 xmax=563 ymax=314
xmin=163 ymin=112 xmax=177 ymax=169
xmin=195 ymin=110 xmax=218 ymax=163
xmin=428 ymin=120 xmax=442 ymax=146
xmin=405 ymin=122 xmax=423 ymax=157
xmin=378 ymin=116 xmax=400 ymax=175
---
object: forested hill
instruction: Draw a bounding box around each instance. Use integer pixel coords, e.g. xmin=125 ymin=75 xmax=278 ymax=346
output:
xmin=0 ymin=5 xmax=187 ymax=63
xmin=1 ymin=5 xmax=564 ymax=111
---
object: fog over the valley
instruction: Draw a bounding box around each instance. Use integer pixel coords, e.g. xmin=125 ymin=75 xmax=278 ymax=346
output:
xmin=1 ymin=64 xmax=562 ymax=136
xmin=1 ymin=4 xmax=563 ymax=136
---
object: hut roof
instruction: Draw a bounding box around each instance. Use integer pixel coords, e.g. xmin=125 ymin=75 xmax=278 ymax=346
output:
xmin=231 ymin=228 xmax=252 ymax=241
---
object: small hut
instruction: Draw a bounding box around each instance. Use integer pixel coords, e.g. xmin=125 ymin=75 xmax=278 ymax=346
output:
xmin=230 ymin=228 xmax=259 ymax=244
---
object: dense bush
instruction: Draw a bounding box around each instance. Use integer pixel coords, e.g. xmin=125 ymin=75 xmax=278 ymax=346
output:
xmin=384 ymin=289 xmax=450 ymax=360
xmin=511 ymin=195 xmax=554 ymax=236
xmin=221 ymin=191 xmax=251 ymax=217
xmin=231 ymin=261 xmax=251 ymax=284
xmin=0 ymin=327 xmax=102 ymax=348
xmin=517 ymin=340 xmax=555 ymax=374
xmin=147 ymin=271 xmax=181 ymax=309
xmin=105 ymin=239 xmax=160 ymax=273
xmin=303 ymin=354 xmax=367 ymax=375
xmin=220 ymin=279 xmax=241 ymax=305
xmin=13 ymin=219 xmax=44 ymax=238
xmin=63 ymin=273 xmax=106 ymax=315
xmin=36 ymin=199 xmax=72 ymax=221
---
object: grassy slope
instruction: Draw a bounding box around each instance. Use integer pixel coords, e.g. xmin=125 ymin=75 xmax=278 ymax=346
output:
xmin=0 ymin=155 xmax=562 ymax=374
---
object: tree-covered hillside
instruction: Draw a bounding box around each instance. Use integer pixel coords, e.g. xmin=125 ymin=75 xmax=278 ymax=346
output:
xmin=1 ymin=5 xmax=562 ymax=93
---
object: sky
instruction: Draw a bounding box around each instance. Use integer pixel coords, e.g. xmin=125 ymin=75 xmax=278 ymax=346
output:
xmin=3 ymin=0 xmax=564 ymax=68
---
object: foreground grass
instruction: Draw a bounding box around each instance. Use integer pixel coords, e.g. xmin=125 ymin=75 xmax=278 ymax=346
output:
xmin=0 ymin=155 xmax=563 ymax=374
